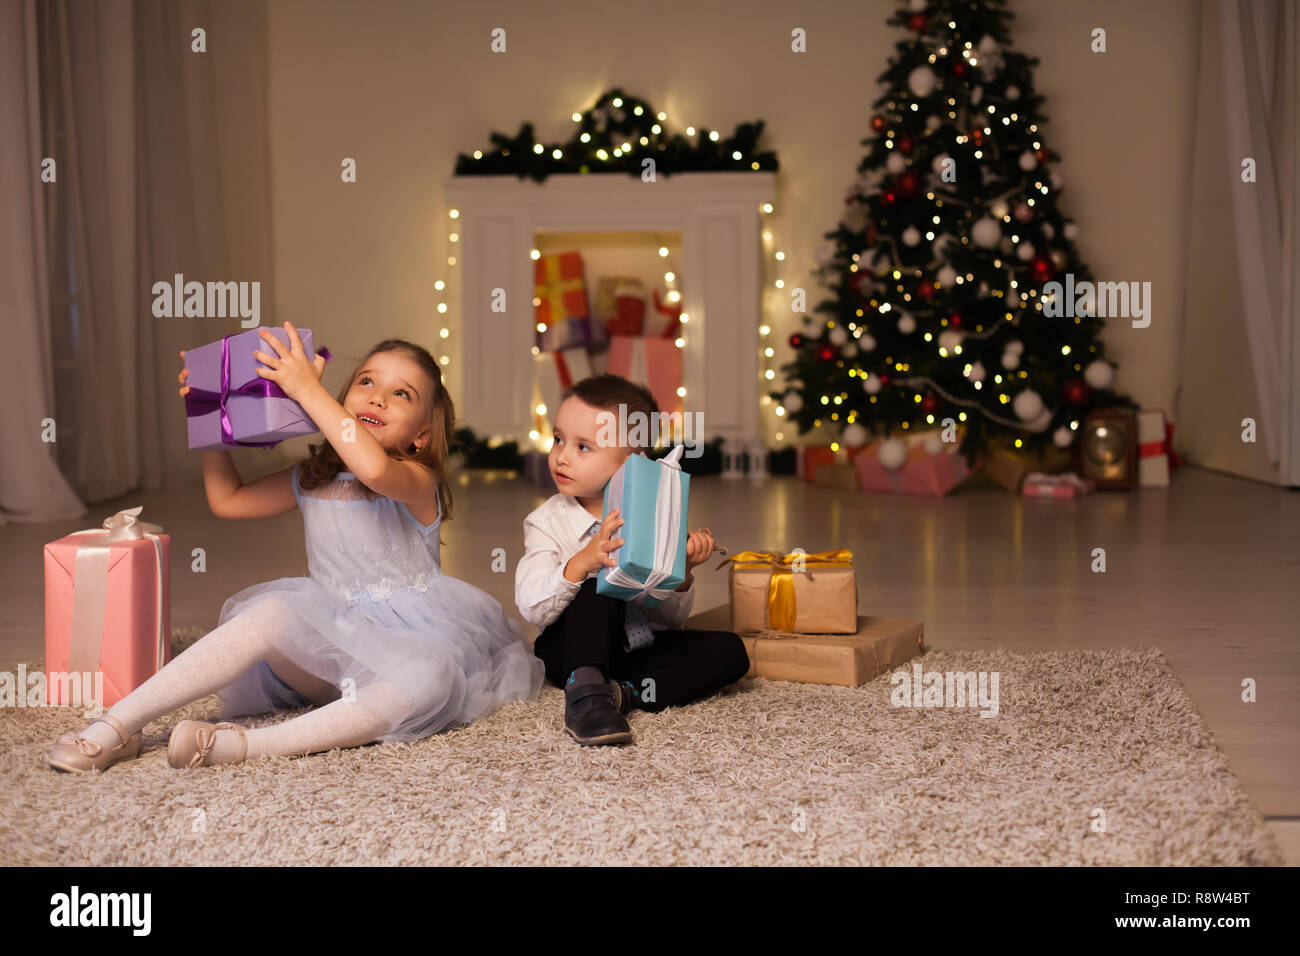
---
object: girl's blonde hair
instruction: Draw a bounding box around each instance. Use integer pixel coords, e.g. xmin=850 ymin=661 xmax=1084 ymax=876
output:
xmin=298 ymin=339 xmax=461 ymax=534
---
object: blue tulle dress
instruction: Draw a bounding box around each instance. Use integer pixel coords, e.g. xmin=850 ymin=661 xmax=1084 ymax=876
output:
xmin=214 ymin=462 xmax=544 ymax=742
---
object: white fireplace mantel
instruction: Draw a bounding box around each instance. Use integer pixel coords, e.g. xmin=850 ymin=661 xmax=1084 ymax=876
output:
xmin=445 ymin=171 xmax=776 ymax=446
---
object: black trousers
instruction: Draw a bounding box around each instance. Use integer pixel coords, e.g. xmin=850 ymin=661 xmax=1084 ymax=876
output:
xmin=533 ymin=578 xmax=750 ymax=713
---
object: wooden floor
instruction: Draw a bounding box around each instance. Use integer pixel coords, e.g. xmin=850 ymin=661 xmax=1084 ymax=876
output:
xmin=4 ymin=465 xmax=1296 ymax=862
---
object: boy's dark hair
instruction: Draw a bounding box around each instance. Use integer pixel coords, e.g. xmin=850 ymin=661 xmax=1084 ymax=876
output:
xmin=559 ymin=374 xmax=659 ymax=452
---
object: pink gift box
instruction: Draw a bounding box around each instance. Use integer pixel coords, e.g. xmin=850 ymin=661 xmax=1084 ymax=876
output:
xmin=1022 ymin=472 xmax=1096 ymax=499
xmin=608 ymin=336 xmax=682 ymax=417
xmin=44 ymin=507 xmax=171 ymax=709
xmin=855 ymin=438 xmax=974 ymax=496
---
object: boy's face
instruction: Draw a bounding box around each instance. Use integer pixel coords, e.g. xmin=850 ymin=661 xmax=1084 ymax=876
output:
xmin=550 ymin=397 xmax=632 ymax=506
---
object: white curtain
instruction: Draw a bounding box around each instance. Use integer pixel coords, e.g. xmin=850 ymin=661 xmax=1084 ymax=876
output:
xmin=0 ymin=0 xmax=274 ymax=523
xmin=0 ymin=0 xmax=84 ymax=523
xmin=1218 ymin=0 xmax=1294 ymax=468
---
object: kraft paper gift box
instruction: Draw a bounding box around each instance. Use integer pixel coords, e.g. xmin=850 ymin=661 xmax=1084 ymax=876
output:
xmin=1136 ymin=409 xmax=1180 ymax=487
xmin=594 ymin=276 xmax=640 ymax=324
xmin=596 ymin=444 xmax=690 ymax=608
xmin=814 ymin=462 xmax=861 ymax=490
xmin=718 ymin=549 xmax=858 ymax=634
xmin=795 ymin=445 xmax=865 ymax=484
xmin=978 ymin=442 xmax=1071 ymax=492
xmin=687 ymin=605 xmax=925 ymax=687
xmin=184 ymin=327 xmax=332 ymax=451
xmin=534 ymin=250 xmax=590 ymax=331
xmin=607 ymin=335 xmax=683 ymax=417
xmin=855 ymin=437 xmax=974 ymax=496
xmin=44 ymin=506 xmax=171 ymax=709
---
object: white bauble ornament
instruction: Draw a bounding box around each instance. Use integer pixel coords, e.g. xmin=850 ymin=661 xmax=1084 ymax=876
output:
xmin=1063 ymin=221 xmax=1081 ymax=241
xmin=843 ymin=342 xmax=859 ymax=358
xmin=1016 ymin=241 xmax=1035 ymax=262
xmin=971 ymin=216 xmax=1002 ymax=248
xmin=1006 ymin=84 xmax=1021 ymax=100
xmin=925 ymin=114 xmax=942 ymax=131
xmin=938 ymin=330 xmax=963 ymax=351
xmin=1042 ymin=222 xmax=1055 ymax=239
xmin=782 ymin=391 xmax=803 ymax=414
xmin=978 ymin=34 xmax=998 ymax=56
xmin=1053 ymin=425 xmax=1075 ymax=448
xmin=1083 ymin=359 xmax=1115 ymax=390
xmin=1014 ymin=202 xmax=1033 ymax=223
xmin=1050 ymin=170 xmax=1064 ymax=190
xmin=908 ymin=65 xmax=938 ymax=97
xmin=1001 ymin=350 xmax=1020 ymax=370
xmin=897 ymin=313 xmax=917 ymax=334
xmin=937 ymin=264 xmax=957 ymax=287
xmin=858 ymin=332 xmax=876 ymax=351
xmin=829 ymin=326 xmax=848 ymax=346
xmin=966 ymin=360 xmax=986 ymax=382
xmin=923 ymin=435 xmax=944 ymax=456
xmin=1012 ymin=388 xmax=1044 ymax=422
xmin=842 ymin=202 xmax=867 ymax=233
xmin=990 ymin=199 xmax=1009 ymax=220
xmin=931 ymin=152 xmax=951 ymax=176
xmin=878 ymin=437 xmax=908 ymax=471
xmin=841 ymin=423 xmax=868 ymax=448
xmin=970 ymin=86 xmax=984 ymax=106
xmin=908 ymin=0 xmax=926 ymax=10
xmin=1006 ymin=339 xmax=1024 ymax=354
xmin=1028 ymin=408 xmax=1053 ymax=432
xmin=1019 ymin=151 xmax=1037 ymax=172
xmin=886 ymin=151 xmax=906 ymax=175
xmin=902 ymin=226 xmax=922 ymax=246
xmin=862 ymin=374 xmax=882 ymax=395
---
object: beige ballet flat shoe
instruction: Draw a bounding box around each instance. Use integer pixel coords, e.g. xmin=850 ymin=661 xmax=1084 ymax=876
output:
xmin=47 ymin=713 xmax=142 ymax=774
xmin=167 ymin=720 xmax=248 ymax=769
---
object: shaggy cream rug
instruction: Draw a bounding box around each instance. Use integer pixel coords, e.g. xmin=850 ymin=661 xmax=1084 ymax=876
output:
xmin=0 ymin=629 xmax=1280 ymax=866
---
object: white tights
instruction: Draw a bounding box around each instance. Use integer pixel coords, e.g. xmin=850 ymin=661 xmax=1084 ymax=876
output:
xmin=78 ymin=599 xmax=399 ymax=763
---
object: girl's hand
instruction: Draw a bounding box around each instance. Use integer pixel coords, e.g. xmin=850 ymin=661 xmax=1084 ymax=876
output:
xmin=685 ymin=528 xmax=721 ymax=570
xmin=178 ymin=350 xmax=191 ymax=398
xmin=252 ymin=321 xmax=327 ymax=403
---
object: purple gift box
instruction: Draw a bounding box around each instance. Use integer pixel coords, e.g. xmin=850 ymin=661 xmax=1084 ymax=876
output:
xmin=536 ymin=316 xmax=607 ymax=353
xmin=184 ymin=327 xmax=332 ymax=451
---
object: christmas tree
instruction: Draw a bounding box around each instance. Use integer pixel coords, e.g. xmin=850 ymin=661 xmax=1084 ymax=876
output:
xmin=775 ymin=0 xmax=1136 ymax=465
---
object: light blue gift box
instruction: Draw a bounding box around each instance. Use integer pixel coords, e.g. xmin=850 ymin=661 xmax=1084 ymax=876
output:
xmin=596 ymin=444 xmax=690 ymax=608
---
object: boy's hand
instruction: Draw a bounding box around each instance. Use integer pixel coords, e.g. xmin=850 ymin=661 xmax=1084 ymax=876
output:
xmin=574 ymin=509 xmax=624 ymax=578
xmin=685 ymin=528 xmax=719 ymax=570
xmin=252 ymin=321 xmax=327 ymax=403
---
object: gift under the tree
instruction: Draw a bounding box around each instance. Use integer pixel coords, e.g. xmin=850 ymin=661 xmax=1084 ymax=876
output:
xmin=687 ymin=604 xmax=924 ymax=687
xmin=596 ymin=444 xmax=690 ymax=608
xmin=978 ymin=442 xmax=1071 ymax=493
xmin=184 ymin=327 xmax=332 ymax=450
xmin=607 ymin=335 xmax=682 ymax=417
xmin=717 ymin=549 xmax=857 ymax=634
xmin=795 ymin=445 xmax=865 ymax=484
xmin=855 ymin=433 xmax=974 ymax=496
xmin=44 ymin=506 xmax=171 ymax=709
xmin=1022 ymin=471 xmax=1096 ymax=498
xmin=534 ymin=251 xmax=589 ymax=332
xmin=1136 ymin=409 xmax=1182 ymax=487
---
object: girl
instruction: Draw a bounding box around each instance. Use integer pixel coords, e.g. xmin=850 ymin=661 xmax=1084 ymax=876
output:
xmin=47 ymin=322 xmax=544 ymax=772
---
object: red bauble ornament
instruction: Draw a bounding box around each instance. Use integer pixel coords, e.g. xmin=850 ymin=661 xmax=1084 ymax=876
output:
xmin=1029 ymin=254 xmax=1055 ymax=284
xmin=789 ymin=333 xmax=803 ymax=349
xmin=948 ymin=311 xmax=963 ymax=328
xmin=970 ymin=128 xmax=984 ymax=146
xmin=879 ymin=373 xmax=891 ymax=386
xmin=853 ymin=269 xmax=876 ymax=297
xmin=818 ymin=346 xmax=836 ymax=362
xmin=921 ymin=393 xmax=940 ymax=414
xmin=1062 ymin=377 xmax=1091 ymax=406
xmin=895 ymin=168 xmax=924 ymax=198
xmin=908 ymin=12 xmax=928 ymax=31
xmin=953 ymin=62 xmax=967 ymax=77
xmin=916 ymin=280 xmax=937 ymax=302
xmin=898 ymin=134 xmax=915 ymax=155
xmin=1035 ymin=148 xmax=1049 ymax=162
xmin=882 ymin=190 xmax=897 ymax=205
xmin=871 ymin=115 xmax=886 ymax=132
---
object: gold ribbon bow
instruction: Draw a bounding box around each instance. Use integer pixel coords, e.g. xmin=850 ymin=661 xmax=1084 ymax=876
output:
xmin=714 ymin=549 xmax=854 ymax=632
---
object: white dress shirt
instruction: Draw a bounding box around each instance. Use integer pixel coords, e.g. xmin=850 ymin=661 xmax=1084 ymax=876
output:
xmin=515 ymin=492 xmax=696 ymax=633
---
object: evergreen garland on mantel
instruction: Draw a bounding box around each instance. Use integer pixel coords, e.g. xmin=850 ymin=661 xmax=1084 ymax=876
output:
xmin=454 ymin=87 xmax=778 ymax=181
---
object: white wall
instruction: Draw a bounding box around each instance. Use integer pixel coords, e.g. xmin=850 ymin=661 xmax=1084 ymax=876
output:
xmin=262 ymin=0 xmax=1204 ymax=464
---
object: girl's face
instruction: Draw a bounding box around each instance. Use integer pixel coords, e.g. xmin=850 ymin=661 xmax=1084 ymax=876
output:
xmin=343 ymin=351 xmax=433 ymax=454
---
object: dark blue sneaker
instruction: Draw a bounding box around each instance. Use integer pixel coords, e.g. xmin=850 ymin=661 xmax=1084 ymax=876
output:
xmin=564 ymin=679 xmax=633 ymax=746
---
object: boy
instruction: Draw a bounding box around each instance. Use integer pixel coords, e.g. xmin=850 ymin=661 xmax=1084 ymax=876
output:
xmin=515 ymin=374 xmax=749 ymax=746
